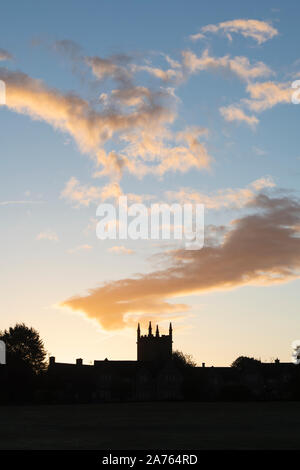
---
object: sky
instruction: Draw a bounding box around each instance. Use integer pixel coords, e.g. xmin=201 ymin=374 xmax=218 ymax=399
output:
xmin=0 ymin=0 xmax=300 ymax=366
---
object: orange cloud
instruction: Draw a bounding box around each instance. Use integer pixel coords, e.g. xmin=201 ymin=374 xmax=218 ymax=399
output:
xmin=1 ymin=65 xmax=212 ymax=180
xmin=108 ymin=245 xmax=134 ymax=255
xmin=121 ymin=126 xmax=212 ymax=178
xmin=245 ymin=81 xmax=293 ymax=112
xmin=61 ymin=178 xmax=123 ymax=207
xmin=61 ymin=193 xmax=300 ymax=330
xmin=220 ymin=81 xmax=293 ymax=126
xmin=36 ymin=231 xmax=59 ymax=242
xmin=219 ymin=105 xmax=259 ymax=128
xmin=191 ymin=19 xmax=278 ymax=44
xmin=133 ymin=64 xmax=181 ymax=83
xmin=166 ymin=177 xmax=275 ymax=208
xmin=61 ymin=178 xmax=153 ymax=207
xmin=182 ymin=49 xmax=272 ymax=81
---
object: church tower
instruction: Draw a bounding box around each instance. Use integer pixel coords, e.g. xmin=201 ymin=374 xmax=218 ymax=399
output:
xmin=137 ymin=322 xmax=173 ymax=362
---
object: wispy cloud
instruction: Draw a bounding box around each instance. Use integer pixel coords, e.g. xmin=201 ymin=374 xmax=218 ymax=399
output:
xmin=108 ymin=245 xmax=134 ymax=255
xmin=0 ymin=48 xmax=12 ymax=61
xmin=244 ymin=81 xmax=293 ymax=112
xmin=0 ymin=28 xmax=280 ymax=185
xmin=183 ymin=49 xmax=273 ymax=82
xmin=220 ymin=80 xmax=293 ymax=126
xmin=253 ymin=146 xmax=267 ymax=157
xmin=61 ymin=177 xmax=152 ymax=207
xmin=0 ymin=200 xmax=43 ymax=206
xmin=166 ymin=176 xmax=275 ymax=209
xmin=0 ymin=60 xmax=212 ymax=180
xmin=190 ymin=19 xmax=278 ymax=44
xmin=36 ymin=231 xmax=59 ymax=242
xmin=61 ymin=177 xmax=122 ymax=207
xmin=219 ymin=105 xmax=259 ymax=128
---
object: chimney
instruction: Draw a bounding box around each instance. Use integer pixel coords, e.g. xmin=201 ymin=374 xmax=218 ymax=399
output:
xmin=49 ymin=356 xmax=55 ymax=366
xmin=202 ymin=362 xmax=205 ymax=368
xmin=76 ymin=358 xmax=83 ymax=366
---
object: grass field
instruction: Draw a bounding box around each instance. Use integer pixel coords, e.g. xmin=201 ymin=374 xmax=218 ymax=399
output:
xmin=1 ymin=401 xmax=300 ymax=449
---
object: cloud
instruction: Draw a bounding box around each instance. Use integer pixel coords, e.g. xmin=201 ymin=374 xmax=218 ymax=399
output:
xmin=219 ymin=105 xmax=259 ymax=128
xmin=182 ymin=49 xmax=272 ymax=81
xmin=253 ymin=146 xmax=267 ymax=157
xmin=220 ymin=81 xmax=293 ymax=127
xmin=102 ymin=86 xmax=152 ymax=107
xmin=36 ymin=231 xmax=59 ymax=242
xmin=61 ymin=193 xmax=300 ymax=330
xmin=61 ymin=177 xmax=152 ymax=207
xmin=1 ymin=66 xmax=207 ymax=179
xmin=121 ymin=126 xmax=212 ymax=177
xmin=133 ymin=64 xmax=182 ymax=83
xmin=108 ymin=245 xmax=134 ymax=255
xmin=0 ymin=67 xmax=174 ymax=164
xmin=53 ymin=39 xmax=82 ymax=60
xmin=0 ymin=49 xmax=12 ymax=61
xmin=166 ymin=176 xmax=275 ymax=209
xmin=53 ymin=40 xmax=87 ymax=79
xmin=0 ymin=200 xmax=42 ymax=206
xmin=190 ymin=19 xmax=278 ymax=44
xmin=244 ymin=81 xmax=293 ymax=112
xmin=0 ymin=67 xmax=111 ymax=154
xmin=57 ymin=42 xmax=183 ymax=87
xmin=1 ymin=44 xmax=273 ymax=180
xmin=0 ymin=39 xmax=284 ymax=186
xmin=68 ymin=244 xmax=92 ymax=254
xmin=61 ymin=177 xmax=122 ymax=207
xmin=86 ymin=53 xmax=133 ymax=85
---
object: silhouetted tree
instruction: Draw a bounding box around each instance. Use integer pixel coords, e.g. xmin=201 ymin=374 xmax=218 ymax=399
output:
xmin=231 ymin=356 xmax=261 ymax=370
xmin=172 ymin=350 xmax=197 ymax=401
xmin=0 ymin=323 xmax=47 ymax=374
xmin=172 ymin=350 xmax=197 ymax=369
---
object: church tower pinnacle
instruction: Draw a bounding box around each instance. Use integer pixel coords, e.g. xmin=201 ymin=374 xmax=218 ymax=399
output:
xmin=137 ymin=323 xmax=140 ymax=340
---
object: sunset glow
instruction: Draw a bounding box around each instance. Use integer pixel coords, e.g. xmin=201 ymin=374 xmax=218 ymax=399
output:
xmin=1 ymin=1 xmax=300 ymax=367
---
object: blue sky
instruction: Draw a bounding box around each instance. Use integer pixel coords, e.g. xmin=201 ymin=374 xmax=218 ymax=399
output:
xmin=0 ymin=1 xmax=300 ymax=365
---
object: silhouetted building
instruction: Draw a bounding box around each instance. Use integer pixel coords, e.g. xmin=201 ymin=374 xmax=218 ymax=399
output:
xmin=137 ymin=322 xmax=173 ymax=362
xmin=35 ymin=324 xmax=300 ymax=404
xmin=45 ymin=323 xmax=182 ymax=403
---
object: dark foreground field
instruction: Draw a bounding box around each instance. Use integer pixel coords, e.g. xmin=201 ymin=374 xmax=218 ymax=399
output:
xmin=1 ymin=401 xmax=300 ymax=449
